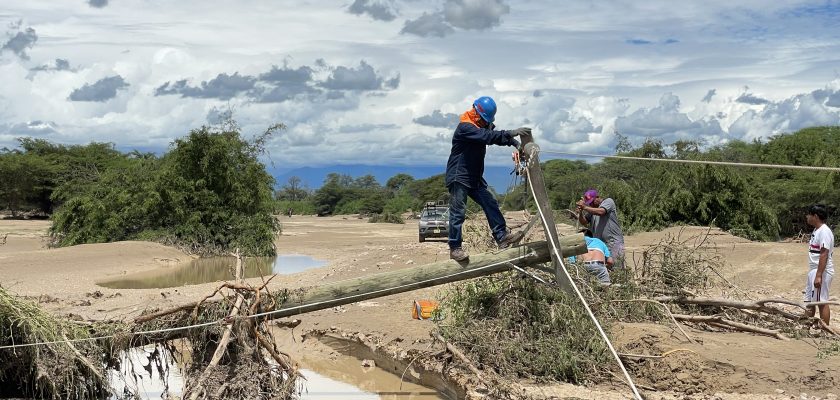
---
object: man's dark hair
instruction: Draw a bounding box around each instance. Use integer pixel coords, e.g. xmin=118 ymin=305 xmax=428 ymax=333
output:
xmin=579 ymin=228 xmax=593 ymax=238
xmin=808 ymin=204 xmax=829 ymax=221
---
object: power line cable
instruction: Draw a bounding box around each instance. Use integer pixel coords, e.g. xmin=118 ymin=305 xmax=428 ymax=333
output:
xmin=0 ymin=253 xmax=537 ymax=351
xmin=539 ymin=150 xmax=840 ymax=172
xmin=524 ymin=153 xmax=644 ymax=400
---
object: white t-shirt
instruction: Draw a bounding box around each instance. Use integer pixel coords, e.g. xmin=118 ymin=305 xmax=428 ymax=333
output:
xmin=808 ymin=224 xmax=834 ymax=275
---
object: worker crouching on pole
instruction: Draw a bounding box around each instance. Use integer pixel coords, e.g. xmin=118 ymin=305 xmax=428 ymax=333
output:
xmin=446 ymin=96 xmax=530 ymax=261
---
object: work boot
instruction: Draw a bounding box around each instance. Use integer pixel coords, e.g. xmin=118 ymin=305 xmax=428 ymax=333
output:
xmin=498 ymin=230 xmax=526 ymax=249
xmin=450 ymin=248 xmax=469 ymax=262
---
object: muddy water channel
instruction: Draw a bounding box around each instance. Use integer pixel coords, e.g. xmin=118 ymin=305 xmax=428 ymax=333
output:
xmin=98 ymin=254 xmax=327 ymax=289
xmin=291 ymin=337 xmax=451 ymax=400
xmin=113 ymin=339 xmax=448 ymax=400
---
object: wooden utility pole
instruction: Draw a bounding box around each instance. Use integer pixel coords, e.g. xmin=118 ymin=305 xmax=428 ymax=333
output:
xmin=133 ymin=237 xmax=586 ymax=343
xmin=520 ymin=140 xmax=573 ymax=293
xmin=274 ymin=236 xmax=585 ymax=319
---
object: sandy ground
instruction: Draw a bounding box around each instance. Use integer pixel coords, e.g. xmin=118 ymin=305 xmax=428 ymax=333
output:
xmin=1 ymin=215 xmax=839 ymax=399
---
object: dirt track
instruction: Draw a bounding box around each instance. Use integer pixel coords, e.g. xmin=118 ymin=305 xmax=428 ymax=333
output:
xmin=1 ymin=216 xmax=838 ymax=399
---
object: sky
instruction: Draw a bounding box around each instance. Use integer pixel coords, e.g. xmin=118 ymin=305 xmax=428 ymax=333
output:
xmin=2 ymin=0 xmax=840 ymax=170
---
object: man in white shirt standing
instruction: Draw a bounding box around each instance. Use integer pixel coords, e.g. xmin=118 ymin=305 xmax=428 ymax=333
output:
xmin=805 ymin=204 xmax=834 ymax=326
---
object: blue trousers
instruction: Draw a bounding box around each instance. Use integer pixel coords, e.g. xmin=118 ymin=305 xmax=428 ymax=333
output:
xmin=448 ymin=182 xmax=507 ymax=250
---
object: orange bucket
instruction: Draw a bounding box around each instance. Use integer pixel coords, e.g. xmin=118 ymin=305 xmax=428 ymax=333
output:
xmin=412 ymin=300 xmax=439 ymax=320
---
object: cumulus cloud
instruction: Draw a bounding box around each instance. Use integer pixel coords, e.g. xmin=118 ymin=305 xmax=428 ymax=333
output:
xmin=736 ymin=92 xmax=770 ymax=105
xmin=30 ymin=58 xmax=73 ymax=75
xmin=320 ymin=61 xmax=399 ymax=91
xmin=413 ymin=110 xmax=459 ymax=127
xmin=701 ymin=89 xmax=716 ymax=103
xmin=155 ymin=73 xmax=256 ymax=100
xmin=443 ymin=0 xmax=510 ymax=30
xmin=401 ymin=12 xmax=454 ymax=37
xmin=1 ymin=23 xmax=37 ymax=60
xmin=68 ymin=75 xmax=129 ymax=102
xmin=88 ymin=0 xmax=108 ymax=8
xmin=156 ymin=60 xmax=397 ymax=103
xmin=615 ymin=92 xmax=724 ymax=139
xmin=524 ymin=93 xmax=602 ymax=144
xmin=729 ymin=87 xmax=840 ymax=139
xmin=252 ymin=63 xmax=319 ymax=102
xmin=348 ymin=0 xmax=397 ymax=22
xmin=827 ymin=92 xmax=840 ymax=108
xmin=2 ymin=120 xmax=59 ymax=136
xmin=258 ymin=64 xmax=314 ymax=83
xmin=338 ymin=123 xmax=399 ymax=133
xmin=401 ymin=0 xmax=509 ymax=37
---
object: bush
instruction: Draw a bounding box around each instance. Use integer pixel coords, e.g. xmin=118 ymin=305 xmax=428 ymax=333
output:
xmin=368 ymin=212 xmax=404 ymax=224
xmin=49 ymin=123 xmax=281 ymax=256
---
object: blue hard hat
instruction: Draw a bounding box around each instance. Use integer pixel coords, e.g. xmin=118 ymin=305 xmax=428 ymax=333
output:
xmin=472 ymin=96 xmax=497 ymax=124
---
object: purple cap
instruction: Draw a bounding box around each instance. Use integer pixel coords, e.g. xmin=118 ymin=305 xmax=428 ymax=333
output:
xmin=583 ymin=189 xmax=598 ymax=205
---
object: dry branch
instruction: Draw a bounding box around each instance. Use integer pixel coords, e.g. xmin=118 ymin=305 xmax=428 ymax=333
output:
xmin=618 ymin=348 xmax=697 ymax=359
xmin=60 ymin=333 xmax=107 ymax=385
xmin=655 ymin=295 xmax=840 ymax=337
xmin=610 ymin=299 xmax=694 ymax=343
xmin=672 ymin=314 xmax=788 ymax=340
xmin=185 ymin=251 xmax=246 ymax=400
xmin=434 ymin=333 xmax=484 ymax=379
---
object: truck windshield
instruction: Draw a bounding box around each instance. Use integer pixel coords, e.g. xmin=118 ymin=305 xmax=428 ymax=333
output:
xmin=421 ymin=209 xmax=447 ymax=220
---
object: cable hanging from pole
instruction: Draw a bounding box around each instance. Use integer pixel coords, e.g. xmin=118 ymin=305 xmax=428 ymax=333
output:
xmin=523 ymin=145 xmax=644 ymax=400
xmin=539 ymin=150 xmax=840 ymax=172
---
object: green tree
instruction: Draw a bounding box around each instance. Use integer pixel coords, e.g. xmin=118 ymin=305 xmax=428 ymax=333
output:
xmin=50 ymin=123 xmax=281 ymax=256
xmin=385 ymin=173 xmax=414 ymax=192
xmin=0 ymin=151 xmax=54 ymax=216
xmin=276 ymin=176 xmax=308 ymax=201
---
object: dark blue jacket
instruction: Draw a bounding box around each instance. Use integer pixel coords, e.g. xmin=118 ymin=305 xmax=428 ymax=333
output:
xmin=445 ymin=111 xmax=519 ymax=189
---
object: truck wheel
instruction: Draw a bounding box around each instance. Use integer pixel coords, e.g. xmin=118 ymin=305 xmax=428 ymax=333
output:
xmin=419 ymin=234 xmax=425 ymax=243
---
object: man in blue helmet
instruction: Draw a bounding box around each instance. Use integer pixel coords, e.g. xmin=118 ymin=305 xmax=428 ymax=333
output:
xmin=446 ymin=96 xmax=531 ymax=261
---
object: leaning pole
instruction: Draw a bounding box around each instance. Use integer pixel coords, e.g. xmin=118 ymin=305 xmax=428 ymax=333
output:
xmin=134 ymin=235 xmax=586 ymax=332
xmin=270 ymin=236 xmax=586 ymax=319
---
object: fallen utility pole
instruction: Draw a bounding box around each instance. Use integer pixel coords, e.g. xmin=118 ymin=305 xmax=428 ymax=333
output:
xmin=134 ymin=237 xmax=587 ymax=337
xmin=268 ymin=237 xmax=586 ymax=319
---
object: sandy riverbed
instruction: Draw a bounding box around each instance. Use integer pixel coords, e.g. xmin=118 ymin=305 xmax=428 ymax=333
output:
xmin=0 ymin=215 xmax=837 ymax=399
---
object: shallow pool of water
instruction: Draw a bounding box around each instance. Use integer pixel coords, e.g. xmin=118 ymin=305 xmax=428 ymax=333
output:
xmin=109 ymin=345 xmax=184 ymax=399
xmin=110 ymin=343 xmax=443 ymax=400
xmin=98 ymin=254 xmax=327 ymax=289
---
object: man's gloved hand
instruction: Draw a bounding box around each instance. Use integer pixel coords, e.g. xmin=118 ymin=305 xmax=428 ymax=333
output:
xmin=509 ymin=127 xmax=532 ymax=137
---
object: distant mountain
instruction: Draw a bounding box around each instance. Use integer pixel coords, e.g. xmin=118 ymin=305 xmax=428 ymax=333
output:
xmin=271 ymin=164 xmax=517 ymax=193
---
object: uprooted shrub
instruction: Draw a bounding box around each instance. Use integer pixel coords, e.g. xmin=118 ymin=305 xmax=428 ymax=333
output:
xmin=0 ymin=286 xmax=112 ymax=399
xmin=437 ymin=273 xmax=611 ymax=384
xmin=1 ymin=278 xmax=299 ymax=400
xmin=438 ymin=227 xmax=840 ymax=389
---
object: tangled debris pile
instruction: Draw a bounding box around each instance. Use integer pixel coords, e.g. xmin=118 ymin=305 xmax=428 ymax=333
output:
xmin=438 ymin=226 xmax=840 ymax=396
xmin=0 ymin=252 xmax=300 ymax=400
xmin=0 ymin=285 xmax=112 ymax=399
